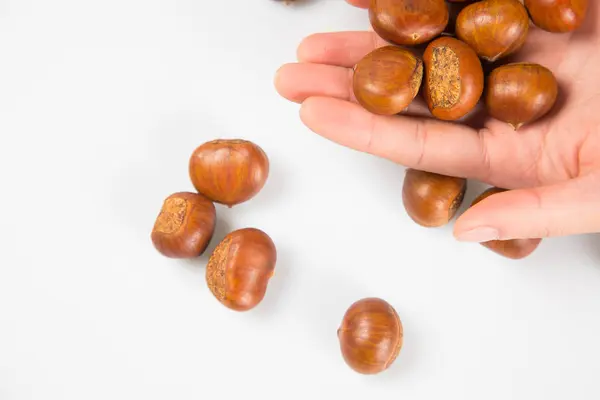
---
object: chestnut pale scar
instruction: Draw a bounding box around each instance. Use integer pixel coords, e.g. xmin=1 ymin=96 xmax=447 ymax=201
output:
xmin=154 ymin=197 xmax=188 ymax=234
xmin=429 ymin=46 xmax=460 ymax=109
xmin=206 ymin=237 xmax=232 ymax=302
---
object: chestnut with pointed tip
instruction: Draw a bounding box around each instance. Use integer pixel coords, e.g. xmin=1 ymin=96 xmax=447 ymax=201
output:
xmin=353 ymin=46 xmax=423 ymax=116
xmin=189 ymin=139 xmax=269 ymax=207
xmin=456 ymin=0 xmax=529 ymax=62
xmin=470 ymin=188 xmax=542 ymax=259
xmin=486 ymin=63 xmax=558 ymax=130
xmin=525 ymin=0 xmax=588 ymax=33
xmin=369 ymin=0 xmax=449 ymax=46
xmin=206 ymin=228 xmax=277 ymax=312
xmin=151 ymin=192 xmax=216 ymax=258
xmin=423 ymin=36 xmax=484 ymax=121
xmin=402 ymin=168 xmax=467 ymax=227
xmin=338 ymin=298 xmax=403 ymax=375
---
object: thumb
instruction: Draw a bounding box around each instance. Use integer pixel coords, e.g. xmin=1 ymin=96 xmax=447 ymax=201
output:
xmin=454 ymin=173 xmax=600 ymax=242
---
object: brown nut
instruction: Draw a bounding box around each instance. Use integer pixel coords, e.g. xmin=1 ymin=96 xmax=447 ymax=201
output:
xmin=456 ymin=0 xmax=529 ymax=62
xmin=206 ymin=228 xmax=277 ymax=311
xmin=402 ymin=168 xmax=467 ymax=227
xmin=485 ymin=62 xmax=558 ymax=130
xmin=353 ymin=46 xmax=423 ymax=116
xmin=369 ymin=0 xmax=449 ymax=46
xmin=423 ymin=36 xmax=484 ymax=121
xmin=338 ymin=298 xmax=403 ymax=375
xmin=471 ymin=188 xmax=542 ymax=259
xmin=525 ymin=0 xmax=588 ymax=33
xmin=151 ymin=192 xmax=216 ymax=258
xmin=189 ymin=139 xmax=269 ymax=207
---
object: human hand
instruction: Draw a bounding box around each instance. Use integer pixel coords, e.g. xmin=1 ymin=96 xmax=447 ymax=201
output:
xmin=275 ymin=0 xmax=600 ymax=243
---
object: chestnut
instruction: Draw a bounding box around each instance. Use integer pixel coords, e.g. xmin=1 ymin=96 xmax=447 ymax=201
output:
xmin=369 ymin=0 xmax=449 ymax=46
xmin=189 ymin=139 xmax=269 ymax=208
xmin=206 ymin=228 xmax=277 ymax=311
xmin=485 ymin=62 xmax=558 ymax=130
xmin=470 ymin=187 xmax=542 ymax=259
xmin=525 ymin=0 xmax=588 ymax=33
xmin=151 ymin=192 xmax=216 ymax=258
xmin=423 ymin=36 xmax=484 ymax=121
xmin=338 ymin=298 xmax=403 ymax=375
xmin=456 ymin=0 xmax=529 ymax=62
xmin=402 ymin=168 xmax=467 ymax=227
xmin=353 ymin=46 xmax=423 ymax=116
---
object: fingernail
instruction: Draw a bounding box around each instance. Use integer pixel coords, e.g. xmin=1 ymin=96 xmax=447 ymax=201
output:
xmin=456 ymin=227 xmax=500 ymax=243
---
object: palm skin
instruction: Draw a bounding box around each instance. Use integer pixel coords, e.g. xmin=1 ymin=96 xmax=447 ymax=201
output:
xmin=275 ymin=0 xmax=600 ymax=242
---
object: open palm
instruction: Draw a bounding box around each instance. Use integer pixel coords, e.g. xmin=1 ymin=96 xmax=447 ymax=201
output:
xmin=275 ymin=0 xmax=600 ymax=242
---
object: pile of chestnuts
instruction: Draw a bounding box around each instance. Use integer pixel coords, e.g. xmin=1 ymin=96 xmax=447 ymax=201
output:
xmin=148 ymin=0 xmax=586 ymax=378
xmin=150 ymin=138 xmax=405 ymax=375
xmin=151 ymin=139 xmax=277 ymax=312
xmin=357 ymin=0 xmax=589 ymax=260
xmin=358 ymin=0 xmax=588 ymax=127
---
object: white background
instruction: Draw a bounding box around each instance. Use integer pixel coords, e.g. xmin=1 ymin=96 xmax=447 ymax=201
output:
xmin=1 ymin=1 xmax=600 ymax=399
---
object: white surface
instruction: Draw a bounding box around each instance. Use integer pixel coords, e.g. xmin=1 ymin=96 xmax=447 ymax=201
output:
xmin=1 ymin=1 xmax=600 ymax=399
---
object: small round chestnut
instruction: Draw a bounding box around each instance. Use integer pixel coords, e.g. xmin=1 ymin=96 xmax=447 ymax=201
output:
xmin=338 ymin=298 xmax=403 ymax=375
xmin=486 ymin=63 xmax=558 ymax=130
xmin=206 ymin=228 xmax=277 ymax=311
xmin=353 ymin=46 xmax=423 ymax=116
xmin=525 ymin=0 xmax=588 ymax=33
xmin=151 ymin=192 xmax=216 ymax=258
xmin=470 ymin=188 xmax=542 ymax=259
xmin=423 ymin=36 xmax=484 ymax=120
xmin=402 ymin=168 xmax=467 ymax=227
xmin=369 ymin=0 xmax=449 ymax=46
xmin=456 ymin=0 xmax=529 ymax=62
xmin=189 ymin=139 xmax=269 ymax=207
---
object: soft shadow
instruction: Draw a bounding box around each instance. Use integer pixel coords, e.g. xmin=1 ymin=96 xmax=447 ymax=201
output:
xmin=571 ymin=1 xmax=598 ymax=41
xmin=582 ymin=233 xmax=600 ymax=266
xmin=178 ymin=210 xmax=234 ymax=273
xmin=248 ymin=243 xmax=293 ymax=318
xmin=367 ymin=309 xmax=423 ymax=383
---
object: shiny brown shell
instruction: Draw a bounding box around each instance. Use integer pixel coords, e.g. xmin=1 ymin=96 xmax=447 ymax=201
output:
xmin=353 ymin=46 xmax=423 ymax=116
xmin=338 ymin=298 xmax=403 ymax=375
xmin=369 ymin=0 xmax=449 ymax=46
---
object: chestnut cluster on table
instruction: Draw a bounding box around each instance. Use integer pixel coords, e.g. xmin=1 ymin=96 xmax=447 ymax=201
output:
xmin=151 ymin=139 xmax=276 ymax=312
xmin=356 ymin=0 xmax=588 ymax=261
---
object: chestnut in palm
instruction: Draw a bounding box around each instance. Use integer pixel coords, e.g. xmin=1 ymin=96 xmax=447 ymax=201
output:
xmin=151 ymin=192 xmax=216 ymax=258
xmin=423 ymin=36 xmax=484 ymax=121
xmin=486 ymin=63 xmax=558 ymax=130
xmin=189 ymin=139 xmax=269 ymax=207
xmin=353 ymin=46 xmax=423 ymax=116
xmin=456 ymin=0 xmax=529 ymax=62
xmin=402 ymin=168 xmax=467 ymax=227
xmin=369 ymin=0 xmax=449 ymax=46
xmin=206 ymin=228 xmax=277 ymax=312
xmin=338 ymin=298 xmax=403 ymax=375
xmin=470 ymin=188 xmax=542 ymax=259
xmin=525 ymin=0 xmax=588 ymax=33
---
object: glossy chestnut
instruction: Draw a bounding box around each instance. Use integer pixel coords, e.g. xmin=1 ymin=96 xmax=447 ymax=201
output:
xmin=353 ymin=46 xmax=423 ymax=116
xmin=486 ymin=62 xmax=558 ymax=130
xmin=525 ymin=0 xmax=588 ymax=33
xmin=402 ymin=168 xmax=467 ymax=227
xmin=471 ymin=188 xmax=542 ymax=259
xmin=206 ymin=228 xmax=277 ymax=311
xmin=151 ymin=192 xmax=216 ymax=258
xmin=369 ymin=0 xmax=449 ymax=46
xmin=423 ymin=36 xmax=484 ymax=120
xmin=338 ymin=298 xmax=403 ymax=375
xmin=456 ymin=0 xmax=529 ymax=62
xmin=189 ymin=139 xmax=269 ymax=207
